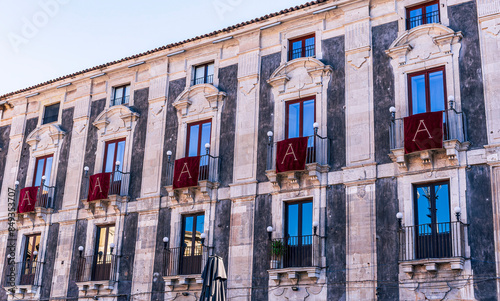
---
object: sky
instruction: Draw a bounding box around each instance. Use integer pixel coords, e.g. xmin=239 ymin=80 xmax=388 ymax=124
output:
xmin=0 ymin=0 xmax=308 ymax=96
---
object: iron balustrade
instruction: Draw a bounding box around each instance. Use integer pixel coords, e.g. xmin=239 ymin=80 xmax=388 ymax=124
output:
xmin=36 ymin=182 xmax=56 ymax=210
xmin=407 ymin=10 xmax=440 ymax=29
xmin=110 ymin=95 xmax=130 ymax=106
xmin=192 ymin=74 xmax=214 ymax=86
xmin=289 ymin=44 xmax=315 ymax=60
xmin=82 ymin=170 xmax=131 ymax=200
xmin=266 ymin=133 xmax=330 ymax=171
xmin=9 ymin=261 xmax=43 ymax=286
xmin=162 ymin=246 xmax=208 ymax=276
xmin=269 ymin=235 xmax=318 ymax=269
xmin=165 ymin=154 xmax=220 ymax=187
xmin=389 ymin=107 xmax=468 ymax=150
xmin=398 ymin=221 xmax=467 ymax=261
xmin=76 ymin=254 xmax=117 ymax=282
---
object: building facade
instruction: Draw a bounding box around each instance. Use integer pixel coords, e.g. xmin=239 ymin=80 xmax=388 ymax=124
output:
xmin=0 ymin=0 xmax=499 ymax=300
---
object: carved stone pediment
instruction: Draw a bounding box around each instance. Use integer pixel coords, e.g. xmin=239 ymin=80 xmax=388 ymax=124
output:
xmin=386 ymin=24 xmax=462 ymax=65
xmin=173 ymin=84 xmax=226 ymax=117
xmin=93 ymin=105 xmax=140 ymax=135
xmin=26 ymin=124 xmax=66 ymax=151
xmin=267 ymin=57 xmax=332 ymax=94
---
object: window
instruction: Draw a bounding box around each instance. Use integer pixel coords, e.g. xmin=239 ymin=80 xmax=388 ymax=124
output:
xmin=111 ymin=85 xmax=130 ymax=106
xmin=286 ymin=97 xmax=315 ymax=139
xmin=406 ymin=1 xmax=440 ymax=30
xmin=186 ymin=120 xmax=211 ymax=157
xmin=103 ymin=139 xmax=125 ymax=173
xmin=193 ymin=63 xmax=214 ymax=86
xmin=21 ymin=234 xmax=40 ymax=285
xmin=414 ymin=181 xmax=451 ymax=259
xmin=408 ymin=67 xmax=446 ymax=115
xmin=33 ymin=155 xmax=53 ymax=186
xmin=288 ymin=34 xmax=315 ymax=61
xmin=284 ymin=200 xmax=313 ymax=267
xmin=180 ymin=213 xmax=205 ymax=275
xmin=42 ymin=103 xmax=60 ymax=125
xmin=93 ymin=225 xmax=115 ymax=281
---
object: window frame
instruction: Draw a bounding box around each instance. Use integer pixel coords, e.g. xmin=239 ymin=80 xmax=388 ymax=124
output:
xmin=288 ymin=34 xmax=315 ymax=61
xmin=32 ymin=154 xmax=53 ymax=187
xmin=42 ymin=103 xmax=60 ymax=125
xmin=23 ymin=234 xmax=41 ymax=262
xmin=181 ymin=212 xmax=205 ymax=249
xmin=94 ymin=224 xmax=115 ymax=258
xmin=407 ymin=66 xmax=447 ymax=115
xmin=192 ymin=62 xmax=214 ymax=86
xmin=102 ymin=138 xmax=126 ymax=173
xmin=111 ymin=84 xmax=131 ymax=106
xmin=284 ymin=199 xmax=313 ymax=239
xmin=406 ymin=0 xmax=440 ymax=30
xmin=185 ymin=119 xmax=212 ymax=157
xmin=413 ymin=180 xmax=451 ymax=226
xmin=285 ymin=96 xmax=316 ymax=139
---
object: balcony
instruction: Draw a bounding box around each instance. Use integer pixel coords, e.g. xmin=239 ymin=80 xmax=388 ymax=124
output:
xmin=162 ymin=246 xmax=208 ymax=288
xmin=75 ymin=254 xmax=117 ymax=295
xmin=110 ymin=95 xmax=130 ymax=107
xmin=265 ymin=131 xmax=330 ymax=189
xmin=407 ymin=10 xmax=440 ymax=30
xmin=82 ymin=169 xmax=130 ymax=214
xmin=389 ymin=104 xmax=469 ymax=168
xmin=398 ymin=221 xmax=467 ymax=276
xmin=165 ymin=150 xmax=220 ymax=202
xmin=4 ymin=261 xmax=43 ymax=299
xmin=268 ymin=235 xmax=321 ymax=284
xmin=16 ymin=179 xmax=55 ymax=223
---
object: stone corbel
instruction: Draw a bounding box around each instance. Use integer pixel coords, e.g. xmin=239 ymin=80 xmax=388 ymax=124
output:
xmin=119 ymin=110 xmax=140 ymax=131
xmin=198 ymin=180 xmax=217 ymax=201
xmin=385 ymin=44 xmax=413 ymax=66
xmin=346 ymin=46 xmax=371 ymax=70
xmin=306 ymin=65 xmax=333 ymax=85
xmin=265 ymin=169 xmax=280 ymax=191
xmin=443 ymin=140 xmax=460 ymax=162
xmin=267 ymin=75 xmax=290 ymax=94
xmin=420 ymin=150 xmax=433 ymax=165
xmin=389 ymin=148 xmax=408 ymax=170
xmin=433 ymin=31 xmax=463 ymax=54
xmin=205 ymin=91 xmax=227 ymax=111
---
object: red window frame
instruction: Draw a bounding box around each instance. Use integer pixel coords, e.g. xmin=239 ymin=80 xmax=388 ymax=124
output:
xmin=185 ymin=119 xmax=212 ymax=157
xmin=406 ymin=0 xmax=440 ymax=30
xmin=33 ymin=155 xmax=53 ymax=186
xmin=288 ymin=34 xmax=315 ymax=61
xmin=407 ymin=66 xmax=447 ymax=115
xmin=23 ymin=234 xmax=41 ymax=262
xmin=102 ymin=138 xmax=126 ymax=173
xmin=285 ymin=97 xmax=316 ymax=139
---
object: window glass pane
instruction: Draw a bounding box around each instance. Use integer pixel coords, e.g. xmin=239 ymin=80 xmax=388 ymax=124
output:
xmin=305 ymin=37 xmax=315 ymax=56
xmin=114 ymin=87 xmax=123 ymax=100
xmin=183 ymin=216 xmax=194 ymax=253
xmin=409 ymin=8 xmax=423 ymax=28
xmin=303 ymin=99 xmax=315 ymax=139
xmin=107 ymin=226 xmax=115 ymax=255
xmin=287 ymin=203 xmax=299 ymax=237
xmin=124 ymin=86 xmax=130 ymax=97
xmin=207 ymin=64 xmax=214 ymax=77
xmin=301 ymin=202 xmax=313 ymax=237
xmin=188 ymin=124 xmax=200 ymax=157
xmin=97 ymin=227 xmax=107 ymax=256
xmin=44 ymin=157 xmax=53 ymax=185
xmin=411 ymin=74 xmax=427 ymax=114
xmin=194 ymin=215 xmax=205 ymax=254
xmin=426 ymin=4 xmax=439 ymax=24
xmin=43 ymin=103 xmax=60 ymax=124
xmin=416 ymin=186 xmax=432 ymax=227
xmin=291 ymin=40 xmax=302 ymax=59
xmin=104 ymin=143 xmax=116 ymax=173
xmin=115 ymin=141 xmax=125 ymax=172
xmin=429 ymin=71 xmax=445 ymax=112
xmin=34 ymin=235 xmax=40 ymax=260
xmin=200 ymin=122 xmax=211 ymax=155
xmin=34 ymin=158 xmax=45 ymax=186
xmin=195 ymin=65 xmax=205 ymax=83
xmin=434 ymin=184 xmax=450 ymax=224
xmin=288 ymin=103 xmax=300 ymax=138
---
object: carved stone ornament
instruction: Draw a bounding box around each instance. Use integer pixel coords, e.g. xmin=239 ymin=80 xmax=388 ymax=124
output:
xmin=26 ymin=124 xmax=66 ymax=151
xmin=386 ymin=24 xmax=462 ymax=66
xmin=173 ymin=84 xmax=226 ymax=117
xmin=93 ymin=105 xmax=140 ymax=134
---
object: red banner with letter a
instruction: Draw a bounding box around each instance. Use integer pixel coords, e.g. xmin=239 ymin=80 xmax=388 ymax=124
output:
xmin=173 ymin=156 xmax=200 ymax=189
xmin=88 ymin=172 xmax=111 ymax=202
xmin=404 ymin=111 xmax=443 ymax=154
xmin=276 ymin=137 xmax=308 ymax=173
xmin=17 ymin=186 xmax=39 ymax=213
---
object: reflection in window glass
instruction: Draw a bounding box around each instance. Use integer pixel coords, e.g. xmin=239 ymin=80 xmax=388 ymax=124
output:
xmin=429 ymin=71 xmax=445 ymax=112
xmin=288 ymin=103 xmax=300 ymax=139
xmin=411 ymin=74 xmax=426 ymax=114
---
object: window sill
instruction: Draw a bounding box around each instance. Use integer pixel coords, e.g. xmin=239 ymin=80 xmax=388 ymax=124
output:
xmin=163 ymin=274 xmax=203 ymax=288
xmin=267 ymin=266 xmax=321 ymax=285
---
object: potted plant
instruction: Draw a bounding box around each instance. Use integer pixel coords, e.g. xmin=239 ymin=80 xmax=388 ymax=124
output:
xmin=270 ymin=240 xmax=286 ymax=269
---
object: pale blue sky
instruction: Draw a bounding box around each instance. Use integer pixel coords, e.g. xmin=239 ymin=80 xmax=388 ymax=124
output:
xmin=0 ymin=0 xmax=307 ymax=95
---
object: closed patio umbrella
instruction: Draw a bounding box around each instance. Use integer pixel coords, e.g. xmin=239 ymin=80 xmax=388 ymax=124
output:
xmin=199 ymin=255 xmax=227 ymax=301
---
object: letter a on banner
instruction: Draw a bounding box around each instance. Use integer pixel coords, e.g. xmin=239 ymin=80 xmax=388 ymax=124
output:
xmin=281 ymin=143 xmax=298 ymax=164
xmin=276 ymin=136 xmax=308 ymax=173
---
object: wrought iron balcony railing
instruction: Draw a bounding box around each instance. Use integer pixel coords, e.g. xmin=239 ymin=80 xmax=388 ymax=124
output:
xmin=269 ymin=235 xmax=319 ymax=270
xmin=165 ymin=153 xmax=220 ymax=187
xmin=7 ymin=261 xmax=43 ymax=287
xmin=289 ymin=44 xmax=315 ymax=60
xmin=162 ymin=246 xmax=208 ymax=276
xmin=407 ymin=10 xmax=440 ymax=29
xmin=76 ymin=254 xmax=117 ymax=282
xmin=266 ymin=134 xmax=330 ymax=171
xmin=398 ymin=221 xmax=467 ymax=261
xmin=82 ymin=170 xmax=131 ymax=200
xmin=110 ymin=95 xmax=130 ymax=107
xmin=192 ymin=74 xmax=214 ymax=86
xmin=389 ymin=107 xmax=468 ymax=151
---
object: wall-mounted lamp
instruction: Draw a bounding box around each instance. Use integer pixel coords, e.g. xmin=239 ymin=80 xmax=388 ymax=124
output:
xmin=163 ymin=237 xmax=169 ymax=250
xmin=396 ymin=212 xmax=403 ymax=229
xmin=84 ymin=166 xmax=89 ymax=176
xmin=78 ymin=246 xmax=84 ymax=257
xmin=448 ymin=95 xmax=455 ymax=110
xmin=115 ymin=161 xmax=121 ymax=171
xmin=201 ymin=233 xmax=207 ymax=246
xmin=205 ymin=143 xmax=210 ymax=155
xmin=266 ymin=226 xmax=273 ymax=241
xmin=389 ymin=106 xmax=396 ymax=121
xmin=313 ymin=122 xmax=319 ymax=135
xmin=267 ymin=131 xmax=273 ymax=145
xmin=454 ymin=206 xmax=461 ymax=222
xmin=166 ymin=150 xmax=172 ymax=162
xmin=313 ymin=221 xmax=319 ymax=236
xmin=110 ymin=243 xmax=115 ymax=254
xmin=15 ymin=181 xmax=19 ymax=189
